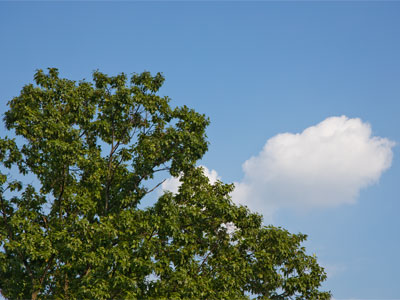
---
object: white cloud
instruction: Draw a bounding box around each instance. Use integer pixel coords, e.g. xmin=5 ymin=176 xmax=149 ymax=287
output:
xmin=231 ymin=116 xmax=395 ymax=217
xmin=161 ymin=175 xmax=181 ymax=195
xmin=161 ymin=166 xmax=220 ymax=194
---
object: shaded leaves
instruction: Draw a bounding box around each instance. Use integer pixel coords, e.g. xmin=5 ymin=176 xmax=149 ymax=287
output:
xmin=0 ymin=69 xmax=330 ymax=299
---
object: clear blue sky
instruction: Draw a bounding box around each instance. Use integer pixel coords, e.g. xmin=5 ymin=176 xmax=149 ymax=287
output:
xmin=1 ymin=2 xmax=400 ymax=299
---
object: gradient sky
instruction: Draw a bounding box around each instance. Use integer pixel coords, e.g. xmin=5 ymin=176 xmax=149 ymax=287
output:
xmin=1 ymin=2 xmax=400 ymax=299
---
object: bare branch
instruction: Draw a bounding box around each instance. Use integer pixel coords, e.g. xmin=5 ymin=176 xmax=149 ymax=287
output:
xmin=146 ymin=179 xmax=166 ymax=194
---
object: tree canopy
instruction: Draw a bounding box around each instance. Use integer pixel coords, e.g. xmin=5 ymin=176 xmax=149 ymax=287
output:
xmin=0 ymin=69 xmax=331 ymax=299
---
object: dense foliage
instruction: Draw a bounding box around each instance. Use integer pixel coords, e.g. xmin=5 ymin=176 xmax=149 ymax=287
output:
xmin=0 ymin=69 xmax=331 ymax=299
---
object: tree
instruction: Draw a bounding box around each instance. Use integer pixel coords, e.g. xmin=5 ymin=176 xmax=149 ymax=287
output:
xmin=0 ymin=68 xmax=331 ymax=299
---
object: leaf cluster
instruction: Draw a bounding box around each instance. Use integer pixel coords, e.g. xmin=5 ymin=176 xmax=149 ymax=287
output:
xmin=0 ymin=69 xmax=331 ymax=299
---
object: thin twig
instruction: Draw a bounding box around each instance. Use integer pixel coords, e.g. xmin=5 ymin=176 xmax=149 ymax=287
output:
xmin=147 ymin=179 xmax=166 ymax=194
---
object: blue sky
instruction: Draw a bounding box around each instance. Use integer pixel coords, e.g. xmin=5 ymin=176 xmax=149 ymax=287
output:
xmin=1 ymin=2 xmax=400 ymax=299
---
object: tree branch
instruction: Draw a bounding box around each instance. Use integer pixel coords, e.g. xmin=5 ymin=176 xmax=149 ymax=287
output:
xmin=146 ymin=179 xmax=166 ymax=194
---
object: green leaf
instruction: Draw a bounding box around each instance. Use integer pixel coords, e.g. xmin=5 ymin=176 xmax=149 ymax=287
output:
xmin=0 ymin=69 xmax=330 ymax=300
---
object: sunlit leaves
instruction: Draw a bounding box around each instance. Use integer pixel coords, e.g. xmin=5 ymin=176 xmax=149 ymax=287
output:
xmin=0 ymin=69 xmax=330 ymax=299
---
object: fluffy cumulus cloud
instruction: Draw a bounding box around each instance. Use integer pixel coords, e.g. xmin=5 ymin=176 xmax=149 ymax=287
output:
xmin=231 ymin=116 xmax=395 ymax=217
xmin=161 ymin=166 xmax=220 ymax=194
